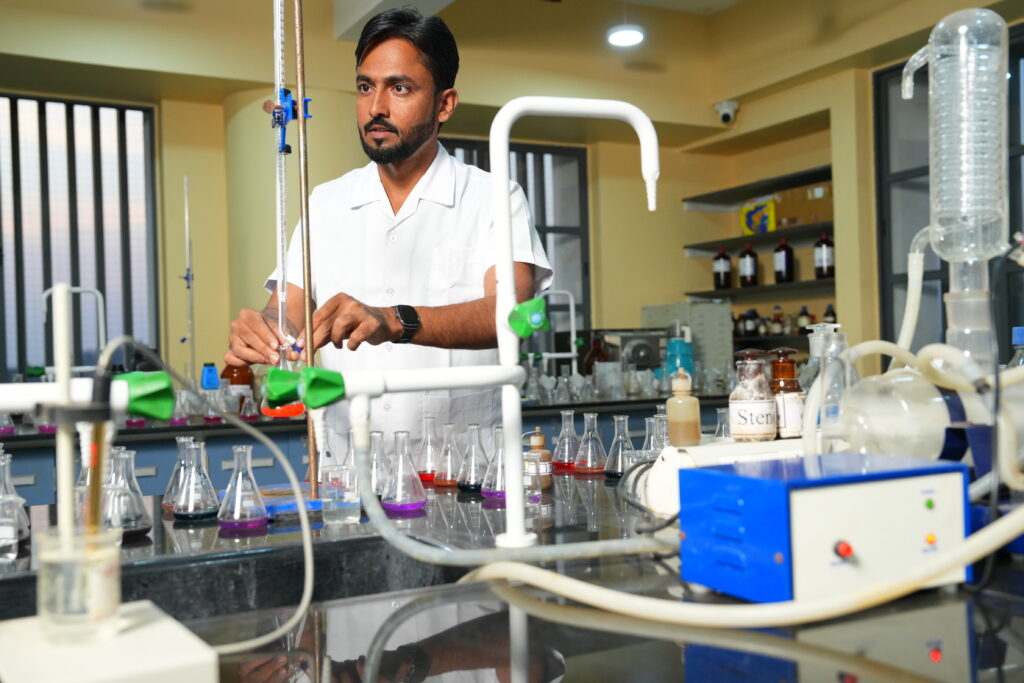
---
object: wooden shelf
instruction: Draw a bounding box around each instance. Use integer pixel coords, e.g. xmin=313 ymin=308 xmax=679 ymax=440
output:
xmin=683 ymin=222 xmax=832 ymax=257
xmin=686 ymin=278 xmax=834 ymax=302
xmin=682 ymin=165 xmax=831 ymax=212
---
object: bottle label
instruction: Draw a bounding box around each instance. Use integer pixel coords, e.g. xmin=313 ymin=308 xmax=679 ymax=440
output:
xmin=739 ymin=257 xmax=755 ymax=277
xmin=729 ymin=400 xmax=776 ymax=439
xmin=713 ymin=259 xmax=731 ymax=274
xmin=773 ymin=252 xmax=786 ymax=272
xmin=775 ymin=392 xmax=804 ymax=438
xmin=815 ymin=246 xmax=834 ymax=268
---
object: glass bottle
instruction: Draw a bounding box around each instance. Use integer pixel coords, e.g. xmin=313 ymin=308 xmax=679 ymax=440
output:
xmin=796 ymin=306 xmax=812 ymax=331
xmin=738 ymin=243 xmax=758 ymax=287
xmin=1011 ymin=327 xmax=1024 ymax=366
xmin=728 ymin=349 xmax=777 ymax=443
xmin=172 ymin=442 xmax=220 ymax=522
xmin=482 ymin=426 xmax=507 ymax=499
xmin=551 ymin=410 xmax=579 ymax=473
xmin=524 ymin=427 xmax=552 ymax=492
xmin=773 ymin=237 xmax=795 ymax=283
xmin=416 ymin=416 xmax=441 ymax=483
xmin=770 ymin=305 xmax=784 ymax=336
xmin=713 ymin=246 xmax=732 ymax=290
xmin=823 ymin=304 xmax=837 ymax=324
xmin=217 ymin=445 xmax=268 ymax=530
xmin=434 ymin=423 xmax=461 ymax=488
xmin=573 ymin=413 xmax=606 ymax=475
xmin=170 ymin=389 xmax=191 ymax=426
xmin=666 ymin=370 xmax=701 ymax=447
xmin=814 ymin=232 xmax=835 ymax=279
xmin=382 ymin=431 xmax=427 ymax=512
xmin=743 ymin=309 xmax=759 ymax=337
xmin=0 ymin=450 xmax=29 ymax=545
xmin=457 ymin=424 xmax=488 ymax=493
xmin=163 ymin=435 xmax=194 ymax=512
xmin=369 ymin=431 xmax=389 ymax=497
xmin=769 ymin=347 xmax=804 ymax=439
xmin=103 ymin=448 xmax=153 ymax=541
xmin=603 ymin=415 xmax=634 ymax=478
xmin=260 ymin=347 xmax=306 ymax=419
xmin=581 ymin=337 xmax=609 ymax=375
xmin=220 ymin=364 xmax=254 ymax=414
xmin=799 ymin=323 xmax=836 ymax=390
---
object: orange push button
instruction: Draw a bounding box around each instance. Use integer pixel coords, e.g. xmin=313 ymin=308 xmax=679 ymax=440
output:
xmin=834 ymin=541 xmax=854 ymax=558
xmin=926 ymin=533 xmax=936 ymax=545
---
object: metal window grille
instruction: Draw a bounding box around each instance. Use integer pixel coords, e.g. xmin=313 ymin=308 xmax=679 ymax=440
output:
xmin=0 ymin=95 xmax=158 ymax=378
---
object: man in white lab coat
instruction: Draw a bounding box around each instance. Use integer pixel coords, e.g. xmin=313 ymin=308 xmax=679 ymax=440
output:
xmin=225 ymin=7 xmax=551 ymax=457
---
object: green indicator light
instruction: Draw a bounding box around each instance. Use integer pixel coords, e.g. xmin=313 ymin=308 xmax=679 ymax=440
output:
xmin=925 ymin=499 xmax=935 ymax=509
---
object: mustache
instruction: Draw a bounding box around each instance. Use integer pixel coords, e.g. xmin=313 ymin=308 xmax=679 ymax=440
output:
xmin=364 ymin=116 xmax=399 ymax=134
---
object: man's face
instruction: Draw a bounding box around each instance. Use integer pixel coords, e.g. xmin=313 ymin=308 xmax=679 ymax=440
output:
xmin=356 ymin=38 xmax=440 ymax=165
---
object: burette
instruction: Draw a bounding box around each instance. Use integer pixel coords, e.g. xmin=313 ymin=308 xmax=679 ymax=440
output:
xmin=179 ymin=176 xmax=197 ymax=389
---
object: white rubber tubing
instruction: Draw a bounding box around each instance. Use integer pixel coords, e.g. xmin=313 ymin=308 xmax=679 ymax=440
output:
xmin=892 ymin=226 xmax=931 ymax=366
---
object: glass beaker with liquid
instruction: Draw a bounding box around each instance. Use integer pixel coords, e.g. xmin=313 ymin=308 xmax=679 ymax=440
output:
xmin=322 ymin=465 xmax=360 ymax=524
xmin=0 ymin=450 xmax=30 ymax=547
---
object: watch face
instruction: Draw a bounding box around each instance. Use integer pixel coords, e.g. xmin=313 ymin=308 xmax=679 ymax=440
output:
xmin=397 ymin=305 xmax=419 ymax=326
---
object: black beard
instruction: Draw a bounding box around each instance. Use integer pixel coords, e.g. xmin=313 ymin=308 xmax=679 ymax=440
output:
xmin=359 ymin=114 xmax=436 ymax=165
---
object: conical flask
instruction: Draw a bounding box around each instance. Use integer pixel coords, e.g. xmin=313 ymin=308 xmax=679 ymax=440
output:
xmin=457 ymin=424 xmax=489 ymax=493
xmin=239 ymin=395 xmax=260 ymax=422
xmin=163 ymin=435 xmax=194 ymax=512
xmin=170 ymin=389 xmax=190 ymax=426
xmin=552 ymin=410 xmax=579 ymax=473
xmin=481 ymin=426 xmax=506 ymax=499
xmin=604 ymin=415 xmax=634 ymax=478
xmin=573 ymin=412 xmax=606 ymax=475
xmin=260 ymin=348 xmax=306 ymax=418
xmin=172 ymin=442 xmax=219 ymax=522
xmin=641 ymin=416 xmax=656 ymax=453
xmin=102 ymin=448 xmax=153 ymax=541
xmin=369 ymin=431 xmax=390 ymax=497
xmin=434 ymin=423 xmax=461 ymax=488
xmin=0 ymin=413 xmax=13 ymax=436
xmin=381 ymin=431 xmax=426 ymax=512
xmin=0 ymin=449 xmax=29 ymax=544
xmin=416 ymin=416 xmax=440 ymax=483
xmin=218 ymin=445 xmax=269 ymax=530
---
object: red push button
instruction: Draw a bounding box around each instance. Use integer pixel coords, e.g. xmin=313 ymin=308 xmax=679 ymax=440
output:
xmin=834 ymin=541 xmax=854 ymax=559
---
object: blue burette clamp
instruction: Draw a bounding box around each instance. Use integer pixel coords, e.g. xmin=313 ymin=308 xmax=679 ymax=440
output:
xmin=271 ymin=88 xmax=312 ymax=154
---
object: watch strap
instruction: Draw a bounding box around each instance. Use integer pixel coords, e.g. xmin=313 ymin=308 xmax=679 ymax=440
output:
xmin=394 ymin=305 xmax=419 ymax=344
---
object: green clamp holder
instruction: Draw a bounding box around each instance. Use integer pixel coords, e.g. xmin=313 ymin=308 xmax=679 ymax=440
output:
xmin=508 ymin=298 xmax=550 ymax=339
xmin=574 ymin=337 xmax=585 ymax=348
xmin=118 ymin=371 xmax=174 ymax=420
xmin=518 ymin=352 xmax=543 ymax=362
xmin=266 ymin=367 xmax=300 ymax=407
xmin=25 ymin=366 xmax=45 ymax=378
xmin=299 ymin=367 xmax=345 ymax=409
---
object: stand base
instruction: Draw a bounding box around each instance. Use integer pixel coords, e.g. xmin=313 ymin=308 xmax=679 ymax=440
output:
xmin=495 ymin=531 xmax=538 ymax=548
xmin=0 ymin=600 xmax=217 ymax=683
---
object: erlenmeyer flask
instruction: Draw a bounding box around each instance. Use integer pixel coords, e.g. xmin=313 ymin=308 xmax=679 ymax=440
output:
xmin=172 ymin=442 xmax=219 ymax=522
xmin=552 ymin=410 xmax=579 ymax=473
xmin=434 ymin=423 xmax=461 ymax=488
xmin=125 ymin=413 xmax=146 ymax=428
xmin=170 ymin=389 xmax=190 ymax=426
xmin=641 ymin=416 xmax=656 ymax=453
xmin=573 ymin=412 xmax=606 ymax=475
xmin=0 ymin=450 xmax=29 ymax=545
xmin=457 ymin=424 xmax=489 ymax=493
xmin=416 ymin=416 xmax=441 ymax=483
xmin=218 ymin=445 xmax=269 ymax=530
xmin=381 ymin=432 xmax=426 ymax=512
xmin=201 ymin=388 xmax=223 ymax=424
xmin=604 ymin=415 xmax=634 ymax=478
xmin=103 ymin=449 xmax=153 ymax=541
xmin=369 ymin=431 xmax=390 ymax=497
xmin=163 ymin=435 xmax=194 ymax=512
xmin=481 ymin=426 xmax=506 ymax=499
xmin=260 ymin=348 xmax=306 ymax=418
xmin=552 ymin=376 xmax=571 ymax=404
xmin=0 ymin=413 xmax=13 ymax=436
xmin=239 ymin=395 xmax=260 ymax=422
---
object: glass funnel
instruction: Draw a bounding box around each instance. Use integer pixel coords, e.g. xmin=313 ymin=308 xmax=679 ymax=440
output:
xmin=604 ymin=415 xmax=634 ymax=478
xmin=434 ymin=423 xmax=461 ymax=488
xmin=102 ymin=448 xmax=153 ymax=542
xmin=169 ymin=389 xmax=190 ymax=426
xmin=481 ymin=426 xmax=506 ymax=499
xmin=381 ymin=432 xmax=427 ymax=512
xmin=218 ymin=445 xmax=269 ymax=530
xmin=457 ymin=424 xmax=489 ymax=493
xmin=416 ymin=416 xmax=441 ymax=483
xmin=552 ymin=410 xmax=579 ymax=473
xmin=0 ymin=450 xmax=29 ymax=544
xmin=260 ymin=348 xmax=306 ymax=419
xmin=172 ymin=442 xmax=219 ymax=522
xmin=369 ymin=431 xmax=390 ymax=497
xmin=163 ymin=435 xmax=194 ymax=512
xmin=573 ymin=413 xmax=606 ymax=475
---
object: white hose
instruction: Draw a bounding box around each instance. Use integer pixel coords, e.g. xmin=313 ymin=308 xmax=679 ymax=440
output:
xmin=893 ymin=226 xmax=931 ymax=362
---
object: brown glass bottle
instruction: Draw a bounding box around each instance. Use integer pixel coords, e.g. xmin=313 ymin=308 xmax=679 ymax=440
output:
xmin=220 ymin=365 xmax=254 ymax=413
xmin=581 ymin=337 xmax=609 ymax=375
xmin=713 ymin=247 xmax=732 ymax=290
xmin=773 ymin=238 xmax=794 ymax=283
xmin=738 ymin=243 xmax=758 ymax=287
xmin=814 ymin=232 xmax=835 ymax=279
xmin=768 ymin=347 xmax=803 ymax=439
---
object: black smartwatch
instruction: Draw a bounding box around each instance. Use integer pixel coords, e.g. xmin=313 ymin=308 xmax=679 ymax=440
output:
xmin=394 ymin=305 xmax=420 ymax=343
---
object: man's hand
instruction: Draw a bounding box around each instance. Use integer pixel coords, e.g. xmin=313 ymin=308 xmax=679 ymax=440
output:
xmin=225 ymin=308 xmax=291 ymax=367
xmin=298 ymin=293 xmax=402 ymax=353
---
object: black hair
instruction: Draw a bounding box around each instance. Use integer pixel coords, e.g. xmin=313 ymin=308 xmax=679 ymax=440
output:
xmin=355 ymin=6 xmax=459 ymax=95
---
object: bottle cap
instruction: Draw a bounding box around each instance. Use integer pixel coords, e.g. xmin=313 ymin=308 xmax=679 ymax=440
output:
xmin=671 ymin=368 xmax=692 ymax=393
xmin=717 ymin=246 xmax=726 ymax=254
xmin=820 ymin=232 xmax=830 ymax=240
xmin=734 ymin=348 xmax=765 ymax=361
xmin=530 ymin=426 xmax=546 ymax=448
xmin=1014 ymin=327 xmax=1024 ymax=346
xmin=743 ymin=242 xmax=752 ymax=250
xmin=778 ymin=238 xmax=788 ymax=246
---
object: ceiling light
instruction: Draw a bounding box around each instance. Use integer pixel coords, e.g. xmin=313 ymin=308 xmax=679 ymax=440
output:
xmin=607 ymin=24 xmax=645 ymax=47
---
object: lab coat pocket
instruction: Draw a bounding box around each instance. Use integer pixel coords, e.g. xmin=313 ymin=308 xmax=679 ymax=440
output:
xmin=428 ymin=247 xmax=484 ymax=305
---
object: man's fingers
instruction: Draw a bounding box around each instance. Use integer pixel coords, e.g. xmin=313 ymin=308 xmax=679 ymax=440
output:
xmin=233 ymin=323 xmax=281 ymax=364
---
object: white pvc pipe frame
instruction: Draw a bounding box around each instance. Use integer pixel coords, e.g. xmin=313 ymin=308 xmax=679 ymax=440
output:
xmin=537 ymin=289 xmax=579 ymax=376
xmin=41 ymin=285 xmax=107 ymax=374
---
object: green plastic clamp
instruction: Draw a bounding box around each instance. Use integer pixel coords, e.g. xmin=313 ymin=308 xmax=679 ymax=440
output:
xmin=25 ymin=366 xmax=45 ymax=378
xmin=574 ymin=337 xmax=585 ymax=348
xmin=518 ymin=352 xmax=543 ymax=362
xmin=299 ymin=367 xmax=346 ymax=409
xmin=508 ymin=297 xmax=550 ymax=338
xmin=118 ymin=371 xmax=174 ymax=420
xmin=266 ymin=367 xmax=300 ymax=407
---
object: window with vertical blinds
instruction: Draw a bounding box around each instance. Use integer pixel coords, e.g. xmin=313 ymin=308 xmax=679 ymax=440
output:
xmin=0 ymin=95 xmax=158 ymax=378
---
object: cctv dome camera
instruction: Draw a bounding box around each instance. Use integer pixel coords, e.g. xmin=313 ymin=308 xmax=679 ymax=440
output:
xmin=714 ymin=100 xmax=739 ymax=125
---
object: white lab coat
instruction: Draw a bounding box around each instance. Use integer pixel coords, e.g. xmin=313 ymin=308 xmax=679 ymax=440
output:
xmin=266 ymin=143 xmax=552 ymax=461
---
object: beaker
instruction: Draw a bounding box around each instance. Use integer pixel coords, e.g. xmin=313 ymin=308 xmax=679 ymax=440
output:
xmin=322 ymin=465 xmax=360 ymax=524
xmin=102 ymin=448 xmax=153 ymax=541
xmin=551 ymin=410 xmax=579 ymax=473
xmin=457 ymin=424 xmax=489 ymax=493
xmin=169 ymin=389 xmax=190 ymax=426
xmin=434 ymin=423 xmax=461 ymax=488
xmin=0 ymin=450 xmax=30 ymax=545
xmin=603 ymin=415 xmax=634 ymax=478
xmin=573 ymin=413 xmax=606 ymax=475
xmin=416 ymin=415 xmax=441 ymax=483
xmin=714 ymin=407 xmax=730 ymax=439
xmin=172 ymin=442 xmax=219 ymax=522
xmin=163 ymin=435 xmax=194 ymax=512
xmin=382 ymin=431 xmax=427 ymax=512
xmin=0 ymin=494 xmax=24 ymax=561
xmin=369 ymin=431 xmax=390 ymax=497
xmin=481 ymin=426 xmax=506 ymax=499
xmin=218 ymin=445 xmax=269 ymax=530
